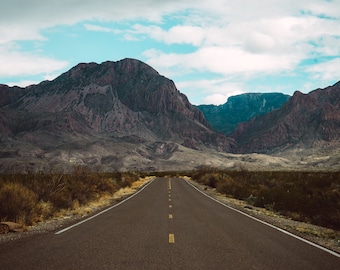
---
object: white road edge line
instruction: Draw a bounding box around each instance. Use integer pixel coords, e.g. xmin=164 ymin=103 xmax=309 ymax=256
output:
xmin=184 ymin=178 xmax=340 ymax=259
xmin=55 ymin=178 xmax=155 ymax=235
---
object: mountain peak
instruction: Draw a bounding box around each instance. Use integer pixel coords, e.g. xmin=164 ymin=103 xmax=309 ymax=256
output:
xmin=116 ymin=58 xmax=159 ymax=74
xmin=0 ymin=59 xmax=234 ymax=172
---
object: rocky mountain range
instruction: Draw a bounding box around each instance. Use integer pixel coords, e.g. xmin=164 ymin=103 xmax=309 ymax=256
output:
xmin=0 ymin=59 xmax=235 ymax=173
xmin=231 ymin=82 xmax=340 ymax=154
xmin=0 ymin=58 xmax=339 ymax=172
xmin=197 ymin=93 xmax=290 ymax=135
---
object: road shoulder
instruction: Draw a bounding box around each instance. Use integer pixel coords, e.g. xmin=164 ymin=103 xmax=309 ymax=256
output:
xmin=183 ymin=176 xmax=340 ymax=255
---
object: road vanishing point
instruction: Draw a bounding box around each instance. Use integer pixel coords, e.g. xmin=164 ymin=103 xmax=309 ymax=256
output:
xmin=1 ymin=177 xmax=339 ymax=269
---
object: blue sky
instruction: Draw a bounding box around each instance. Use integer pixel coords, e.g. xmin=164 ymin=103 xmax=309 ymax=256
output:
xmin=1 ymin=0 xmax=340 ymax=105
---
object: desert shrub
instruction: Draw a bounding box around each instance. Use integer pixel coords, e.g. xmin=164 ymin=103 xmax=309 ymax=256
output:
xmin=49 ymin=188 xmax=73 ymax=209
xmin=116 ymin=172 xmax=140 ymax=188
xmin=32 ymin=201 xmax=54 ymax=223
xmin=0 ymin=167 xmax=141 ymax=225
xmin=26 ymin=173 xmax=67 ymax=202
xmin=0 ymin=182 xmax=38 ymax=224
xmin=216 ymin=175 xmax=235 ymax=195
xmin=191 ymin=166 xmax=219 ymax=185
xmin=52 ymin=166 xmax=117 ymax=208
xmin=191 ymin=169 xmax=340 ymax=230
xmin=199 ymin=173 xmax=219 ymax=188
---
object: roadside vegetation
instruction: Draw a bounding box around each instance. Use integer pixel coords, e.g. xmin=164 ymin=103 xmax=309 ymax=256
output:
xmin=2 ymin=166 xmax=340 ymax=233
xmin=189 ymin=167 xmax=340 ymax=231
xmin=0 ymin=166 xmax=141 ymax=226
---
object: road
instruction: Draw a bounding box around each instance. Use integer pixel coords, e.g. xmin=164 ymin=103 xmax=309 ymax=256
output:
xmin=0 ymin=177 xmax=339 ymax=269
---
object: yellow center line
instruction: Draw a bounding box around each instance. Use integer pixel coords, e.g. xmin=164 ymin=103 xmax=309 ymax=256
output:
xmin=169 ymin=214 xmax=173 ymax=219
xmin=169 ymin=205 xmax=172 ymax=208
xmin=168 ymin=178 xmax=171 ymax=190
xmin=169 ymin=234 xmax=175 ymax=243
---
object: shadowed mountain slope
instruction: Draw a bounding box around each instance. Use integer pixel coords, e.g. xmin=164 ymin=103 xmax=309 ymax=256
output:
xmin=231 ymin=82 xmax=340 ymax=153
xmin=197 ymin=93 xmax=290 ymax=135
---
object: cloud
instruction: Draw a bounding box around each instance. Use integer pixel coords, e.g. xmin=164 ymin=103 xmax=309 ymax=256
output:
xmin=84 ymin=24 xmax=116 ymax=33
xmin=6 ymin=73 xmax=62 ymax=88
xmin=307 ymin=57 xmax=340 ymax=81
xmin=176 ymin=79 xmax=244 ymax=105
xmin=203 ymin=94 xmax=229 ymax=105
xmin=131 ymin=24 xmax=206 ymax=46
xmin=0 ymin=1 xmax=190 ymax=41
xmin=144 ymin=46 xmax=299 ymax=78
xmin=6 ymin=80 xmax=40 ymax=88
xmin=1 ymin=0 xmax=340 ymax=96
xmin=0 ymin=1 xmax=192 ymax=80
xmin=0 ymin=46 xmax=68 ymax=77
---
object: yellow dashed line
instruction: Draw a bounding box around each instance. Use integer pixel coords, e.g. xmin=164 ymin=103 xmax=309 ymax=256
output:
xmin=169 ymin=234 xmax=175 ymax=243
xmin=167 ymin=179 xmax=174 ymax=244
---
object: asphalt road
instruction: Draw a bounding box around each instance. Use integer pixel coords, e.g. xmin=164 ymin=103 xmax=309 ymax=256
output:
xmin=0 ymin=177 xmax=339 ymax=269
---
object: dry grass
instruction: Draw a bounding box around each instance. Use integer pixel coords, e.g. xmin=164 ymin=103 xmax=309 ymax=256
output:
xmin=0 ymin=167 xmax=154 ymax=227
xmin=113 ymin=176 xmax=154 ymax=199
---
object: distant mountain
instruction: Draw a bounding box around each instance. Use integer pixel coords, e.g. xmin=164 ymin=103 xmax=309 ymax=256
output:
xmin=231 ymin=82 xmax=340 ymax=153
xmin=197 ymin=93 xmax=290 ymax=135
xmin=1 ymin=59 xmax=339 ymax=172
xmin=0 ymin=58 xmax=235 ymax=173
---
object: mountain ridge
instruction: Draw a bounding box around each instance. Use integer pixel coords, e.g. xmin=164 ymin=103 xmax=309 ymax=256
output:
xmin=1 ymin=58 xmax=339 ymax=172
xmin=197 ymin=92 xmax=290 ymax=135
xmin=231 ymin=83 xmax=340 ymax=153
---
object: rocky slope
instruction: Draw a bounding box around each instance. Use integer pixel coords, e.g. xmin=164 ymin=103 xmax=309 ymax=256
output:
xmin=0 ymin=59 xmax=235 ymax=173
xmin=1 ymin=59 xmax=339 ymax=172
xmin=197 ymin=93 xmax=290 ymax=135
xmin=231 ymin=82 xmax=340 ymax=154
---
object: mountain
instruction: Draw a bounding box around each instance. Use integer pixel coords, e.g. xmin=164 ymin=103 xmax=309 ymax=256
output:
xmin=1 ymin=59 xmax=339 ymax=172
xmin=231 ymin=82 xmax=340 ymax=154
xmin=0 ymin=58 xmax=235 ymax=173
xmin=197 ymin=93 xmax=290 ymax=135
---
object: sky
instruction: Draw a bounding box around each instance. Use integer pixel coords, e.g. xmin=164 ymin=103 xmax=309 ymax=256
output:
xmin=1 ymin=0 xmax=340 ymax=105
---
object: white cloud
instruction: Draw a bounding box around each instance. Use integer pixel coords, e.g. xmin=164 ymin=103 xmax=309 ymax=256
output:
xmin=0 ymin=1 xmax=190 ymax=38
xmin=306 ymin=0 xmax=340 ymax=19
xmin=84 ymin=24 xmax=115 ymax=33
xmin=307 ymin=58 xmax=340 ymax=81
xmin=131 ymin=24 xmax=206 ymax=46
xmin=1 ymin=0 xmax=340 ymax=96
xmin=0 ymin=46 xmax=68 ymax=77
xmin=0 ymin=25 xmax=45 ymax=44
xmin=144 ymin=46 xmax=299 ymax=78
xmin=6 ymin=80 xmax=40 ymax=88
xmin=6 ymin=73 xmax=62 ymax=88
xmin=176 ymin=79 xmax=244 ymax=105
xmin=203 ymin=94 xmax=229 ymax=105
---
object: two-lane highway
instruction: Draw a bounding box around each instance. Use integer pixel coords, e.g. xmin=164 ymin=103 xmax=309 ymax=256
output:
xmin=0 ymin=177 xmax=339 ymax=269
